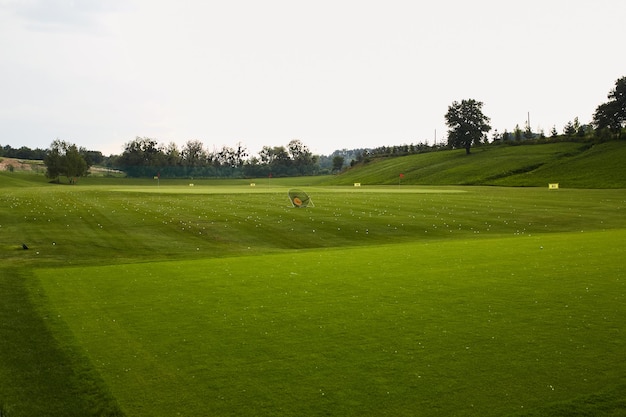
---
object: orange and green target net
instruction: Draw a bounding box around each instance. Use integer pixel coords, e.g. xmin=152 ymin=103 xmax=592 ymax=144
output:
xmin=288 ymin=189 xmax=313 ymax=208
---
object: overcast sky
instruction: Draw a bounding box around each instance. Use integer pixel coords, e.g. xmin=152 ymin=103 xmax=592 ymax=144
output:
xmin=1 ymin=0 xmax=624 ymax=157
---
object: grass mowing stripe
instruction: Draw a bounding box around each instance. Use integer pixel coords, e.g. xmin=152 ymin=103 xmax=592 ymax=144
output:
xmin=0 ymin=268 xmax=124 ymax=417
xmin=35 ymin=230 xmax=626 ymax=416
xmin=2 ymin=184 xmax=623 ymax=268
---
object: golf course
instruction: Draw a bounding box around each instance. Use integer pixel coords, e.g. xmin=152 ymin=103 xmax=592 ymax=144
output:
xmin=1 ymin=142 xmax=626 ymax=416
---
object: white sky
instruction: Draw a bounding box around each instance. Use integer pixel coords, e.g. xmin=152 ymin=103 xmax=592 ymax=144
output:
xmin=1 ymin=0 xmax=624 ymax=157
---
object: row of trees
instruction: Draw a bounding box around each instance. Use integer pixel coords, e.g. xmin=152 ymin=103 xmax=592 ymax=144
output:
xmin=0 ymin=144 xmax=47 ymax=160
xmin=109 ymin=138 xmax=320 ymax=178
xmin=492 ymin=116 xmax=592 ymax=143
xmin=445 ymin=77 xmax=626 ymax=154
xmin=1 ymin=143 xmax=104 ymax=166
xmin=7 ymin=77 xmax=625 ymax=181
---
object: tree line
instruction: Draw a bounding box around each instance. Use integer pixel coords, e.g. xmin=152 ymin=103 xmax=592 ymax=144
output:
xmin=0 ymin=144 xmax=48 ymax=160
xmin=1 ymin=143 xmax=104 ymax=165
xmin=3 ymin=76 xmax=624 ymax=182
xmin=444 ymin=76 xmax=625 ymax=154
xmin=110 ymin=138 xmax=321 ymax=178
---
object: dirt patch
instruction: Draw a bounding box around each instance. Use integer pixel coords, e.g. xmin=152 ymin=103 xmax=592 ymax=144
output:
xmin=0 ymin=157 xmax=42 ymax=172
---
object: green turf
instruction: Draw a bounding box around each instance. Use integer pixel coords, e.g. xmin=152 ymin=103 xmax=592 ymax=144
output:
xmin=0 ymin=269 xmax=123 ymax=417
xmin=492 ymin=141 xmax=626 ymax=188
xmin=33 ymin=230 xmax=626 ymax=416
xmin=1 ymin=171 xmax=625 ymax=416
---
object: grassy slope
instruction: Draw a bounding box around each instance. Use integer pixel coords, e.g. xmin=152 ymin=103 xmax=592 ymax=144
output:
xmin=492 ymin=141 xmax=626 ymax=188
xmin=326 ymin=141 xmax=626 ymax=188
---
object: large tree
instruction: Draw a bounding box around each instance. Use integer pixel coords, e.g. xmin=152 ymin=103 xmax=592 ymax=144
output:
xmin=181 ymin=140 xmax=207 ymax=167
xmin=44 ymin=139 xmax=89 ymax=183
xmin=445 ymin=99 xmax=491 ymax=154
xmin=118 ymin=137 xmax=165 ymax=177
xmin=593 ymin=76 xmax=626 ymax=138
xmin=287 ymin=139 xmax=317 ymax=174
xmin=332 ymin=155 xmax=345 ymax=172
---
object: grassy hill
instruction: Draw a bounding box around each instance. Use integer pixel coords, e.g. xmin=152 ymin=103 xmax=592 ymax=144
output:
xmin=326 ymin=140 xmax=626 ymax=188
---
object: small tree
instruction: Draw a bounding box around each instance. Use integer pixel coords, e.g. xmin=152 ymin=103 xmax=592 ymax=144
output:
xmin=514 ymin=124 xmax=523 ymax=141
xmin=523 ymin=123 xmax=533 ymax=140
xmin=332 ymin=155 xmax=345 ymax=172
xmin=44 ymin=140 xmax=89 ymax=183
xmin=550 ymin=125 xmax=558 ymax=138
xmin=445 ymin=99 xmax=491 ymax=154
xmin=563 ymin=120 xmax=576 ymax=137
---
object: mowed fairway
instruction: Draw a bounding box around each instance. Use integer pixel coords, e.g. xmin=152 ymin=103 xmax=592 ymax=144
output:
xmin=2 ymin=175 xmax=626 ymax=416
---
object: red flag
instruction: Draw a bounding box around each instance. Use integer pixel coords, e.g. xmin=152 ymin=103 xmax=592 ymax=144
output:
xmin=269 ymin=173 xmax=272 ymax=178
xmin=399 ymin=173 xmax=404 ymax=178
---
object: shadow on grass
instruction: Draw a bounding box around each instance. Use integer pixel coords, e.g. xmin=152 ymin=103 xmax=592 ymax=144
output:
xmin=0 ymin=268 xmax=125 ymax=417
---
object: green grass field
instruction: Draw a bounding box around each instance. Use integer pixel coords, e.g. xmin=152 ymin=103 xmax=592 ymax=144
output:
xmin=1 ymin=168 xmax=626 ymax=416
